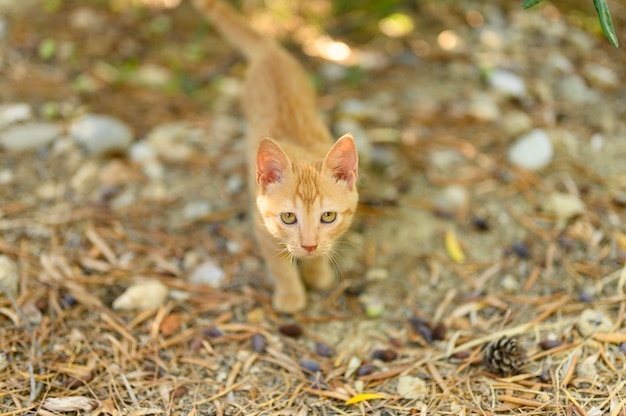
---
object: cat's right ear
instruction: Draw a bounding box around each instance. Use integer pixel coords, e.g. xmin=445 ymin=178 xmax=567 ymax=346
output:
xmin=257 ymin=138 xmax=291 ymax=191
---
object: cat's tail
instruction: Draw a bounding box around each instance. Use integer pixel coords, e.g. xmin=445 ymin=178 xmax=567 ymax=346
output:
xmin=194 ymin=0 xmax=273 ymax=61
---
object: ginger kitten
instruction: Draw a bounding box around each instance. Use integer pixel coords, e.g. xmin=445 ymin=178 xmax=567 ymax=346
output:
xmin=195 ymin=0 xmax=359 ymax=313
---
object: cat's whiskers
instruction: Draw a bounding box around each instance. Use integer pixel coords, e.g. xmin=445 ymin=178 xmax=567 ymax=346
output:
xmin=325 ymin=247 xmax=344 ymax=281
xmin=276 ymin=242 xmax=296 ymax=264
xmin=335 ymin=239 xmax=366 ymax=254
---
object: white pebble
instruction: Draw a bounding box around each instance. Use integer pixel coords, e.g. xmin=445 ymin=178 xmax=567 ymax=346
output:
xmin=467 ymin=92 xmax=500 ymax=122
xmin=112 ymin=280 xmax=169 ymax=311
xmin=508 ymin=129 xmax=553 ymax=170
xmin=0 ymin=103 xmax=32 ymax=128
xmin=146 ymin=122 xmax=194 ymax=162
xmin=188 ymin=260 xmax=225 ymax=288
xmin=226 ymin=174 xmax=244 ymax=194
xmin=0 ymin=255 xmax=18 ymax=297
xmin=500 ymin=110 xmax=532 ymax=138
xmin=183 ymin=200 xmax=211 ymax=222
xmin=397 ymin=376 xmax=428 ymax=400
xmin=70 ymin=114 xmax=133 ymax=156
xmin=0 ymin=122 xmax=61 ymax=152
xmin=0 ymin=168 xmax=14 ymax=184
xmin=365 ymin=267 xmax=389 ymax=281
xmin=544 ymin=192 xmax=585 ymax=225
xmin=130 ymin=64 xmax=172 ymax=88
xmin=577 ymin=308 xmax=613 ymax=337
xmin=129 ymin=140 xmax=157 ymax=163
xmin=583 ymin=62 xmax=619 ymax=90
xmin=488 ymin=68 xmax=526 ymax=97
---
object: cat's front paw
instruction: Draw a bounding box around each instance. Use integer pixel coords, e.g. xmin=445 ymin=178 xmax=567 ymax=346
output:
xmin=273 ymin=290 xmax=306 ymax=314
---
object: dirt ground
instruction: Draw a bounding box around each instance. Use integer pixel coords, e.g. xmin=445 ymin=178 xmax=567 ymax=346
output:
xmin=1 ymin=0 xmax=626 ymax=414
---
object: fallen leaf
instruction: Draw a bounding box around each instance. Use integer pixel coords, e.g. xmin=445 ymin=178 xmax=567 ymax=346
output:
xmin=345 ymin=392 xmax=386 ymax=405
xmin=42 ymin=396 xmax=99 ymax=412
xmin=445 ymin=229 xmax=465 ymax=264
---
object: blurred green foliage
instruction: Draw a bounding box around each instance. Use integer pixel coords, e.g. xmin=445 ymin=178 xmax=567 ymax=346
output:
xmin=523 ymin=0 xmax=619 ymax=47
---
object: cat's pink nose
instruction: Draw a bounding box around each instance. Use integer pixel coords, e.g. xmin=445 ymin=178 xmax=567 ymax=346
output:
xmin=301 ymin=244 xmax=317 ymax=253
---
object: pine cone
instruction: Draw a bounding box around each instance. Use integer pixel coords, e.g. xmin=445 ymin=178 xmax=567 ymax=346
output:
xmin=483 ymin=337 xmax=527 ymax=376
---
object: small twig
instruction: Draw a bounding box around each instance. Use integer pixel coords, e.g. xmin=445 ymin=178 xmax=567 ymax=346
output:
xmin=0 ymin=281 xmax=43 ymax=403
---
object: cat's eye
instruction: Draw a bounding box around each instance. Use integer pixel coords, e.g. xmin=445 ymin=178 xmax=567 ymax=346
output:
xmin=320 ymin=211 xmax=337 ymax=224
xmin=280 ymin=212 xmax=297 ymax=225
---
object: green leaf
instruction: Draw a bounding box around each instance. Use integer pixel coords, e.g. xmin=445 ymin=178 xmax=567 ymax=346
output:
xmin=593 ymin=0 xmax=619 ymax=47
xmin=522 ymin=0 xmax=544 ymax=9
xmin=38 ymin=38 xmax=56 ymax=60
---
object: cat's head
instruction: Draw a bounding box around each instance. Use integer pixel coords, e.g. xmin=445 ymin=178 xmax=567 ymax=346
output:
xmin=256 ymin=134 xmax=358 ymax=258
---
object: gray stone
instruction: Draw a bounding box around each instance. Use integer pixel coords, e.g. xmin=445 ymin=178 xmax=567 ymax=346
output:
xmin=556 ymin=75 xmax=597 ymax=104
xmin=0 ymin=122 xmax=61 ymax=152
xmin=70 ymin=114 xmax=133 ymax=156
xmin=146 ymin=122 xmax=195 ymax=162
xmin=583 ymin=63 xmax=619 ymax=90
xmin=508 ymin=129 xmax=553 ymax=170
xmin=0 ymin=15 xmax=8 ymax=42
xmin=188 ymin=260 xmax=225 ymax=288
xmin=488 ymin=68 xmax=526 ymax=97
xmin=500 ymin=110 xmax=532 ymax=138
xmin=467 ymin=92 xmax=500 ymax=122
xmin=183 ymin=200 xmax=211 ymax=222
xmin=0 ymin=254 xmax=18 ymax=297
xmin=0 ymin=103 xmax=33 ymax=128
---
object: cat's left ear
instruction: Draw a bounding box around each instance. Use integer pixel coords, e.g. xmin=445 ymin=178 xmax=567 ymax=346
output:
xmin=323 ymin=134 xmax=359 ymax=190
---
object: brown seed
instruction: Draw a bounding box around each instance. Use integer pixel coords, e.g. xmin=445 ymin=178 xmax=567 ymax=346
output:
xmin=190 ymin=335 xmax=203 ymax=352
xmin=389 ymin=337 xmax=404 ymax=349
xmin=432 ymin=323 xmax=447 ymax=341
xmin=160 ymin=313 xmax=182 ymax=337
xmin=539 ymin=339 xmax=563 ymax=350
xmin=371 ymin=349 xmax=397 ymax=362
xmin=171 ymin=386 xmax=187 ymax=400
xmin=450 ymin=350 xmax=471 ymax=360
xmin=409 ymin=316 xmax=433 ymax=344
xmin=279 ymin=324 xmax=303 ymax=338
xmin=64 ymin=374 xmax=93 ymax=389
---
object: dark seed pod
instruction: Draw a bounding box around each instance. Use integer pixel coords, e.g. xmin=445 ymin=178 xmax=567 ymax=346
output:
xmin=356 ymin=363 xmax=377 ymax=377
xmin=315 ymin=342 xmax=334 ymax=357
xmin=61 ymin=293 xmax=78 ymax=309
xmin=483 ymin=337 xmax=527 ymax=376
xmin=345 ymin=281 xmax=366 ymax=296
xmin=300 ymin=359 xmax=321 ymax=374
xmin=371 ymin=349 xmax=397 ymax=362
xmin=472 ymin=216 xmax=490 ymax=231
xmin=409 ymin=316 xmax=433 ymax=344
xmin=252 ymin=334 xmax=267 ymax=353
xmin=279 ymin=324 xmax=303 ymax=338
xmin=202 ymin=327 xmax=223 ymax=338
xmin=511 ymin=241 xmax=531 ymax=259
xmin=432 ymin=323 xmax=447 ymax=341
xmin=539 ymin=339 xmax=563 ymax=351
